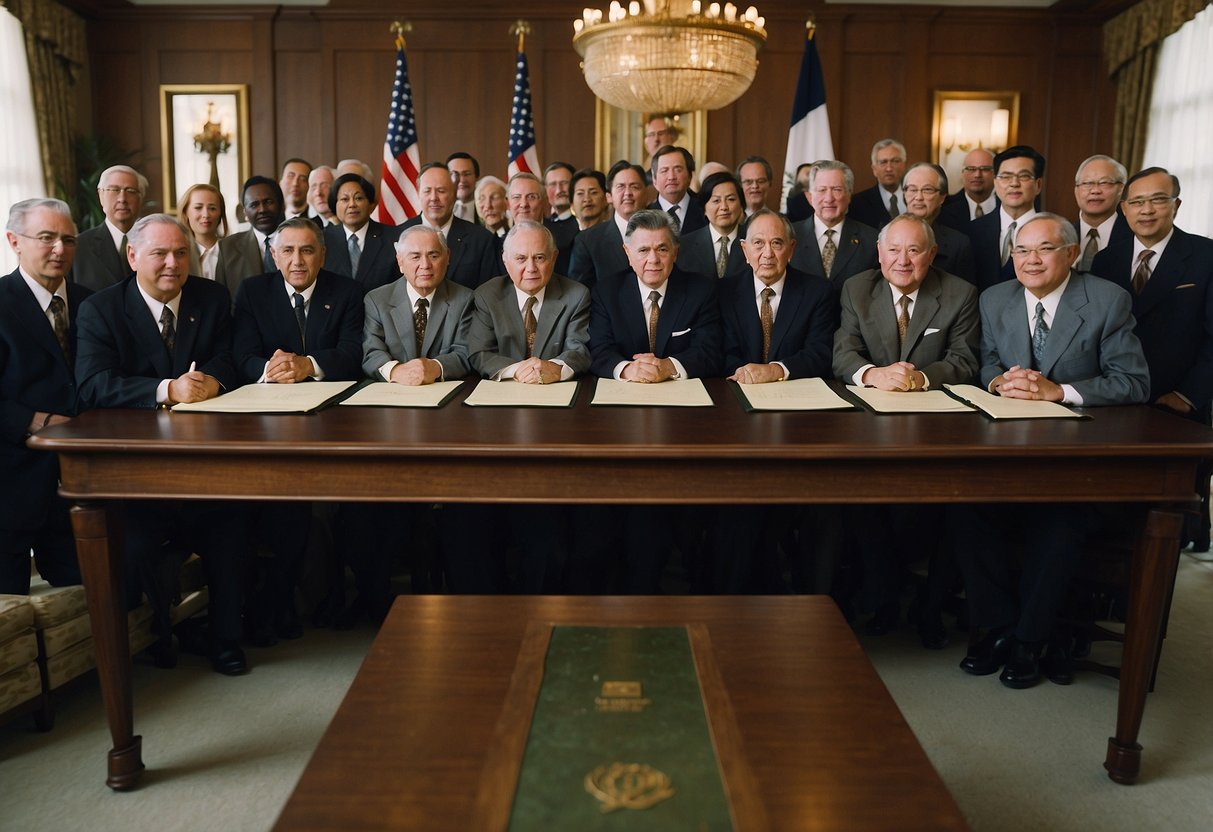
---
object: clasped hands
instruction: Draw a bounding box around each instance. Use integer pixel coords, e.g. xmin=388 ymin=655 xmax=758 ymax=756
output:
xmin=862 ymin=361 xmax=924 ymax=392
xmin=389 ymin=357 xmax=442 ymax=386
xmin=167 ymin=366 xmax=220 ymax=404
xmin=621 ymin=353 xmax=676 ymax=383
xmin=513 ymin=357 xmax=562 ymax=385
xmin=264 ymin=349 xmax=315 ymax=384
xmin=992 ymin=365 xmax=1063 ymax=401
xmin=729 ymin=362 xmax=785 ymax=384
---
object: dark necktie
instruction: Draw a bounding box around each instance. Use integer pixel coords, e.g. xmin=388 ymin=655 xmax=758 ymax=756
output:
xmin=647 ymin=290 xmax=661 ymax=353
xmin=1031 ymin=302 xmax=1049 ymax=370
xmin=48 ymin=296 xmax=70 ymax=362
xmin=293 ymin=292 xmax=307 ymax=351
xmin=888 ymin=193 xmax=899 ymax=220
xmin=262 ymin=237 xmax=274 ymax=273
xmin=716 ymin=235 xmax=730 ymax=279
xmin=348 ymin=234 xmax=362 ymax=276
xmin=973 ymin=203 xmax=984 ymax=219
xmin=759 ymin=287 xmax=774 ymax=362
xmin=667 ymin=205 xmax=681 ymax=234
xmin=414 ymin=297 xmax=429 ymax=356
xmin=1132 ymin=249 xmax=1154 ymax=295
xmin=119 ymin=234 xmax=128 ymax=261
xmin=821 ymin=228 xmax=837 ymax=276
xmin=160 ymin=306 xmax=176 ymax=355
xmin=1001 ymin=221 xmax=1017 ymax=266
xmin=897 ymin=294 xmax=911 ymax=348
xmin=1079 ymin=228 xmax=1100 ymax=272
xmin=523 ymin=295 xmax=537 ymax=357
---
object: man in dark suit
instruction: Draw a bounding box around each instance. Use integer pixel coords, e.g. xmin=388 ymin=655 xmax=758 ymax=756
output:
xmin=955 ymin=213 xmax=1149 ymax=689
xmin=937 ymin=148 xmax=997 ymax=233
xmin=1 ymin=199 xmax=90 ymax=594
xmin=398 ymin=163 xmax=498 ymax=291
xmin=71 ymin=165 xmax=145 ymax=291
xmin=323 ymin=173 xmax=401 ymax=293
xmin=1072 ymin=154 xmax=1131 ymax=271
xmin=542 ymin=161 xmax=580 ymax=276
xmin=571 ymin=168 xmax=609 ymax=231
xmin=217 ymin=176 xmax=286 ymax=298
xmin=76 ymin=214 xmax=248 ymax=675
xmin=232 ymin=217 xmax=364 ymax=643
xmin=568 ymin=161 xmax=646 ymax=290
xmin=446 ymin=152 xmax=480 ymax=224
xmin=647 ymin=145 xmax=707 ymax=236
xmin=785 ymin=162 xmax=815 ymax=223
xmin=847 ymin=139 xmax=907 ymax=230
xmin=969 ymin=145 xmax=1044 ymax=293
xmin=789 ymin=160 xmax=879 ymax=291
xmin=676 ymin=171 xmax=749 ymax=281
xmin=903 ymin=163 xmax=976 ymax=284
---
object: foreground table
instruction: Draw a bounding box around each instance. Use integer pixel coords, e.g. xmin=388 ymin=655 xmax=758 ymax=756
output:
xmin=29 ymin=378 xmax=1213 ymax=789
xmin=273 ymin=595 xmax=968 ymax=832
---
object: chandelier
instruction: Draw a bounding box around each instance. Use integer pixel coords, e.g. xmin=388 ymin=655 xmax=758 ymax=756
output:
xmin=573 ymin=0 xmax=767 ymax=113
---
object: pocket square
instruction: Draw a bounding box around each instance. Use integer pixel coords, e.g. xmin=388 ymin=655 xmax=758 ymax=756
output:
xmin=924 ymin=328 xmax=940 ymax=336
xmin=671 ymin=328 xmax=692 ymax=336
xmin=1176 ymin=283 xmax=1196 ymax=289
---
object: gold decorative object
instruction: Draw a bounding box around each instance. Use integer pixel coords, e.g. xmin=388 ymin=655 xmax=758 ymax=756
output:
xmin=584 ymin=762 xmax=676 ymax=813
xmin=573 ymin=0 xmax=767 ymax=113
xmin=192 ymin=102 xmax=232 ymax=190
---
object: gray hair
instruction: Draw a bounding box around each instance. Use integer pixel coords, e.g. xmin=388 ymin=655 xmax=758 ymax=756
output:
xmin=870 ymin=139 xmax=906 ymax=166
xmin=269 ymin=216 xmax=325 ymax=249
xmin=474 ymin=175 xmax=507 ymax=203
xmin=624 ymin=208 xmax=678 ymax=242
xmin=394 ymin=223 xmax=449 ymax=255
xmin=1018 ymin=212 xmax=1079 ymax=247
xmin=503 ymin=220 xmax=555 ymax=255
xmin=878 ymin=214 xmax=937 ymax=249
xmin=336 ymin=159 xmax=374 ymax=182
xmin=808 ymin=160 xmax=855 ymax=195
xmin=903 ymin=162 xmax=948 ymax=193
xmin=744 ymin=208 xmax=794 ymax=242
xmin=1074 ymin=155 xmax=1127 ymax=186
xmin=98 ymin=165 xmax=149 ymax=195
xmin=507 ymin=171 xmax=543 ymax=191
xmin=126 ymin=213 xmax=189 ymax=252
xmin=6 ymin=198 xmax=74 ymax=234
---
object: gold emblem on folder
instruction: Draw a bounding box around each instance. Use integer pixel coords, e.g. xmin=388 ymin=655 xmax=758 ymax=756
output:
xmin=585 ymin=762 xmax=675 ymax=813
xmin=596 ymin=680 xmax=651 ymax=713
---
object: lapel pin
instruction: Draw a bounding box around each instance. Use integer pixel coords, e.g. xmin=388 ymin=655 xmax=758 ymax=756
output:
xmin=324 ymin=303 xmax=331 ymax=310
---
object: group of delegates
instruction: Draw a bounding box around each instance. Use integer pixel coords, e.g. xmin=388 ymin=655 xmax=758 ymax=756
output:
xmin=2 ymin=132 xmax=1209 ymax=692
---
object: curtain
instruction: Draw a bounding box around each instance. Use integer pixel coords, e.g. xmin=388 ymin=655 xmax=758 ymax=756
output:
xmin=0 ymin=6 xmax=45 ymax=276
xmin=1103 ymin=0 xmax=1211 ymax=172
xmin=1142 ymin=5 xmax=1213 ymax=236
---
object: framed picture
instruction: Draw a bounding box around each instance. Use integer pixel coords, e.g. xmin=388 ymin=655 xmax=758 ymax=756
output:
xmin=593 ymin=102 xmax=707 ymax=180
xmin=931 ymin=90 xmax=1020 ymax=194
xmin=159 ymin=84 xmax=250 ymax=230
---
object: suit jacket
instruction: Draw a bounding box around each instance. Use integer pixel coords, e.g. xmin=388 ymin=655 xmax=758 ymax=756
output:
xmin=785 ymin=192 xmax=813 ymax=223
xmin=720 ymin=266 xmax=836 ymax=379
xmin=648 ymin=193 xmax=707 ymax=236
xmin=468 ymin=275 xmax=591 ymax=378
xmin=590 ymin=266 xmax=723 ymax=379
xmin=232 ymin=270 xmax=365 ymax=384
xmin=936 ymin=192 xmax=997 ymax=235
xmin=568 ymin=220 xmax=629 ymax=291
xmin=932 ymin=222 xmax=976 ymax=285
xmin=969 ymin=211 xmax=1018 ymax=294
xmin=978 ymin=270 xmax=1149 ymax=406
xmin=833 ymin=266 xmax=980 ymax=388
xmin=76 ymin=275 xmax=239 ymax=409
xmin=398 ymin=216 xmax=499 ymax=291
xmin=0 ymin=272 xmax=91 ymax=529
xmin=215 ymin=229 xmax=269 ymax=299
xmin=544 ymin=216 xmax=580 ymax=277
xmin=1072 ymin=212 xmax=1133 ymax=265
xmin=363 ymin=277 xmax=474 ymax=381
xmin=676 ymin=225 xmax=748 ymax=281
xmin=323 ymin=220 xmax=401 ymax=293
xmin=71 ymin=224 xmax=130 ymax=292
xmin=789 ymin=217 xmax=879 ymax=290
xmin=1090 ymin=226 xmax=1213 ymax=410
xmin=848 ymin=184 xmax=900 ymax=231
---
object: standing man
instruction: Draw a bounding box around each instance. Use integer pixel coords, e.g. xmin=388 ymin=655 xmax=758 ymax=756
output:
xmin=956 ymin=213 xmax=1149 ymax=688
xmin=848 ymin=139 xmax=908 ymax=230
xmin=307 ymin=165 xmax=337 ymax=226
xmin=903 ymin=162 xmax=976 ymax=283
xmin=568 ymin=161 xmax=646 ymax=290
xmin=937 ymin=148 xmax=997 ymax=232
xmin=72 ymin=165 xmax=146 ymax=291
xmin=789 ymin=160 xmax=879 ymax=290
xmin=398 ymin=163 xmax=498 ymax=290
xmin=217 ymin=176 xmax=286 ymax=297
xmin=571 ymin=168 xmax=609 ymax=231
xmin=1072 ymin=155 xmax=1130 ymax=271
xmin=970 ymin=145 xmax=1044 ymax=293
xmin=737 ymin=155 xmax=774 ymax=217
xmin=75 ymin=214 xmax=247 ymax=675
xmin=446 ymin=152 xmax=480 ymax=223
xmin=676 ymin=171 xmax=748 ymax=282
xmin=1 ymin=199 xmax=89 ymax=594
xmin=543 ymin=162 xmax=580 ymax=276
xmin=642 ymin=115 xmax=678 ymax=162
xmin=648 ymin=145 xmax=707 ymax=235
xmin=279 ymin=158 xmax=312 ymax=219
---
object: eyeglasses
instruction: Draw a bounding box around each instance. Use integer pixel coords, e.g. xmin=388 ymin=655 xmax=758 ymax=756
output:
xmin=100 ymin=186 xmax=141 ymax=197
xmin=903 ymin=186 xmax=941 ymax=197
xmin=16 ymin=232 xmax=77 ymax=248
xmin=995 ymin=172 xmax=1037 ymax=183
xmin=644 ymin=130 xmax=675 ymax=140
xmin=962 ymin=166 xmax=994 ymax=174
xmin=740 ymin=178 xmax=770 ymax=188
xmin=875 ymin=158 xmax=904 ymax=167
xmin=1123 ymin=195 xmax=1176 ymax=209
xmin=1076 ymin=179 xmax=1122 ymax=191
xmin=1011 ymin=243 xmax=1068 ymax=258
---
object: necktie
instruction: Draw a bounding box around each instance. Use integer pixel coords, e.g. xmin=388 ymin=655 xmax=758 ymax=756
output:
xmin=1132 ymin=249 xmax=1154 ymax=295
xmin=414 ymin=297 xmax=429 ymax=356
xmin=647 ymin=290 xmax=661 ymax=352
xmin=973 ymin=203 xmax=984 ymax=219
xmin=48 ymin=296 xmax=70 ymax=362
xmin=160 ymin=306 xmax=176 ymax=355
xmin=523 ymin=295 xmax=537 ymax=357
xmin=118 ymin=234 xmax=128 ymax=261
xmin=667 ymin=205 xmax=681 ymax=234
xmin=821 ymin=229 xmax=837 ymax=276
xmin=1079 ymin=228 xmax=1100 ymax=272
xmin=1031 ymin=301 xmax=1049 ymax=370
xmin=716 ymin=235 xmax=730 ymax=279
xmin=888 ymin=193 xmax=899 ymax=221
xmin=1001 ymin=221 xmax=1017 ymax=266
xmin=897 ymin=294 xmax=911 ymax=348
xmin=759 ymin=287 xmax=774 ymax=362
xmin=293 ymin=292 xmax=307 ymax=351
xmin=262 ymin=237 xmax=274 ymax=273
xmin=348 ymin=234 xmax=362 ymax=276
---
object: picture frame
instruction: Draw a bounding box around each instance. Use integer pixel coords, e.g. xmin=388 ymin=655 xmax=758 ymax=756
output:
xmin=159 ymin=84 xmax=250 ymax=230
xmin=593 ymin=101 xmax=707 ymax=178
xmin=931 ymin=90 xmax=1020 ymax=194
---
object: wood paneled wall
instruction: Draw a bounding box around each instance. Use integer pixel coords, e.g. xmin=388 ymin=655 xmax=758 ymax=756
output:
xmin=79 ymin=0 xmax=1114 ymax=215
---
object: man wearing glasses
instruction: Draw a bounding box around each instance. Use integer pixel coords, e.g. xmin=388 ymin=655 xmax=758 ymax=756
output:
xmin=902 ymin=162 xmax=975 ymax=284
xmin=847 ymin=139 xmax=908 ymax=231
xmin=970 ymin=145 xmax=1044 ymax=293
xmin=1071 ymin=155 xmax=1131 ymax=271
xmin=938 ymin=148 xmax=998 ymax=232
xmin=72 ymin=165 xmax=146 ymax=291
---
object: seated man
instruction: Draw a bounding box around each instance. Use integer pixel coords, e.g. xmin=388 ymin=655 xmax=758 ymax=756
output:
xmin=953 ymin=212 xmax=1149 ymax=689
xmin=76 ymin=214 xmax=248 ymax=675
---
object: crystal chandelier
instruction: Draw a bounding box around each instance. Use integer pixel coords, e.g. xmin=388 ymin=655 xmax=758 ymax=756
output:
xmin=573 ymin=0 xmax=767 ymax=113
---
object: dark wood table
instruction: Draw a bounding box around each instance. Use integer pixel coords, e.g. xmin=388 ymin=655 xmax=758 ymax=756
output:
xmin=29 ymin=378 xmax=1213 ymax=790
xmin=273 ymin=595 xmax=968 ymax=831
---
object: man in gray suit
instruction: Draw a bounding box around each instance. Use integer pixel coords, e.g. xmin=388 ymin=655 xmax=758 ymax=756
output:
xmin=955 ymin=212 xmax=1149 ymax=690
xmin=216 ymin=176 xmax=286 ymax=298
xmin=789 ymin=160 xmax=878 ymax=292
xmin=71 ymin=165 xmax=146 ymax=291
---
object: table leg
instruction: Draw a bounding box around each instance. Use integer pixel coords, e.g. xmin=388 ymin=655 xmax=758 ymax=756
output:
xmin=1104 ymin=507 xmax=1183 ymax=785
xmin=71 ymin=501 xmax=144 ymax=790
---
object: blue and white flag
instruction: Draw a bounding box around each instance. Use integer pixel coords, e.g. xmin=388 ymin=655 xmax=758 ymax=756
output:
xmin=781 ymin=24 xmax=835 ymax=211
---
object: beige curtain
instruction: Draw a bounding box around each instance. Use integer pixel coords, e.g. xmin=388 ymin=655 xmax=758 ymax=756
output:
xmin=1104 ymin=0 xmax=1211 ymax=171
xmin=0 ymin=0 xmax=86 ymax=200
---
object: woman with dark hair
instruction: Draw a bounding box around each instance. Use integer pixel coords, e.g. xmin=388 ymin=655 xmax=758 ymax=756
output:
xmin=322 ymin=172 xmax=400 ymax=291
xmin=675 ymin=171 xmax=747 ymax=280
xmin=179 ymin=183 xmax=228 ymax=279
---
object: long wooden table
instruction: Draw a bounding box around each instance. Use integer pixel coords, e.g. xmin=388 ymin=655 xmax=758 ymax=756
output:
xmin=273 ymin=595 xmax=968 ymax=831
xmin=29 ymin=378 xmax=1213 ymax=791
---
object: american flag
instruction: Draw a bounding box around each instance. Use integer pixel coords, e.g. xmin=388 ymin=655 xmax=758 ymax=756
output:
xmin=507 ymin=51 xmax=540 ymax=177
xmin=375 ymin=42 xmax=421 ymax=224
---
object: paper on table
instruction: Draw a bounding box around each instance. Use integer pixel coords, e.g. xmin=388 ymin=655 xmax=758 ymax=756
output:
xmin=944 ymin=384 xmax=1084 ymax=419
xmin=464 ymin=379 xmax=578 ymax=407
xmin=847 ymin=385 xmax=974 ymax=414
xmin=171 ymin=380 xmax=357 ymax=413
xmin=338 ymin=379 xmax=464 ymax=408
xmin=737 ymin=377 xmax=855 ymax=411
xmin=590 ymin=377 xmax=714 ymax=407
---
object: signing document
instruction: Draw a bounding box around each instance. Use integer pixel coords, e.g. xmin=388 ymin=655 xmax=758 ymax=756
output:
xmin=737 ymin=377 xmax=855 ymax=411
xmin=339 ymin=379 xmax=464 ymax=408
xmin=848 ymin=385 xmax=974 ymax=414
xmin=172 ymin=380 xmax=357 ymax=413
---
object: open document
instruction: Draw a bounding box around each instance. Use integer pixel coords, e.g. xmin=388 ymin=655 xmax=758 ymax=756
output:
xmin=847 ymin=385 xmax=974 ymax=414
xmin=944 ymin=384 xmax=1087 ymax=419
xmin=463 ymin=379 xmax=578 ymax=407
xmin=171 ymin=380 xmax=357 ymax=413
xmin=590 ymin=377 xmax=714 ymax=407
xmin=338 ymin=379 xmax=464 ymax=408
